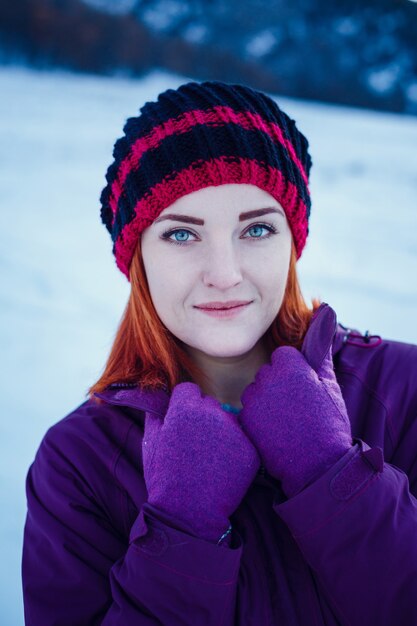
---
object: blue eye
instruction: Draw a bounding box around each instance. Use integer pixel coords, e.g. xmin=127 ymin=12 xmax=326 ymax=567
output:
xmin=161 ymin=222 xmax=278 ymax=246
xmin=248 ymin=224 xmax=272 ymax=238
xmin=171 ymin=228 xmax=192 ymax=243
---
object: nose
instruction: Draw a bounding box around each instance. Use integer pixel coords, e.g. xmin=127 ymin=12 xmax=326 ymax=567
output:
xmin=202 ymin=240 xmax=243 ymax=289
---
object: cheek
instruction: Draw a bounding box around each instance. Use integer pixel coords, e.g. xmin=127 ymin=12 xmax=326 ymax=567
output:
xmin=147 ymin=266 xmax=190 ymax=312
xmin=261 ymin=272 xmax=287 ymax=303
xmin=144 ymin=259 xmax=170 ymax=307
xmin=260 ymin=251 xmax=291 ymax=301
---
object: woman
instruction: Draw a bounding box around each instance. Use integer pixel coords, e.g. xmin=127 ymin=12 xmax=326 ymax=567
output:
xmin=22 ymin=80 xmax=417 ymax=625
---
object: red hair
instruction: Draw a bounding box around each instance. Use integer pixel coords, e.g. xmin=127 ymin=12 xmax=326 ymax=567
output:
xmin=87 ymin=237 xmax=321 ymax=399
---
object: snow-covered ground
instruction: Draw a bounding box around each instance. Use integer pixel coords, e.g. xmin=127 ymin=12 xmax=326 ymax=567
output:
xmin=1 ymin=63 xmax=416 ymax=625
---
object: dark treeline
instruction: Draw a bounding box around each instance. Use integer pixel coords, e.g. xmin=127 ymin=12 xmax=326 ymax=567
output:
xmin=0 ymin=0 xmax=416 ymax=115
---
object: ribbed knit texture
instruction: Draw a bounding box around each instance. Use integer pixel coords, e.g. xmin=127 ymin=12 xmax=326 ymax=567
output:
xmin=142 ymin=382 xmax=260 ymax=544
xmin=100 ymin=80 xmax=313 ymax=279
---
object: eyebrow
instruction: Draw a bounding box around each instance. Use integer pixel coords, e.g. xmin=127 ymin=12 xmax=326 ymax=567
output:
xmin=154 ymin=206 xmax=285 ymax=226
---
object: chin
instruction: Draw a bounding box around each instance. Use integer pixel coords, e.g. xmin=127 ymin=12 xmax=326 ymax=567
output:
xmin=201 ymin=341 xmax=257 ymax=358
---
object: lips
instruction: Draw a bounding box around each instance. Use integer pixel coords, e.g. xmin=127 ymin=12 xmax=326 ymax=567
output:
xmin=195 ymin=300 xmax=252 ymax=310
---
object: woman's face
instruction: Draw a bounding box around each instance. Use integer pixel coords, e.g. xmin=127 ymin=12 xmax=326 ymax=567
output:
xmin=140 ymin=184 xmax=292 ymax=359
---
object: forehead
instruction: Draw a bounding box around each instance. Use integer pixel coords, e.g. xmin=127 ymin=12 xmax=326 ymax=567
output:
xmin=156 ymin=183 xmax=283 ymax=220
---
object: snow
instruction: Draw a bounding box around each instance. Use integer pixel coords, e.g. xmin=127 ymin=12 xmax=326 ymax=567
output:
xmin=365 ymin=60 xmax=405 ymax=95
xmin=245 ymin=30 xmax=278 ymax=58
xmin=141 ymin=0 xmax=191 ymax=32
xmin=182 ymin=22 xmax=209 ymax=44
xmin=332 ymin=16 xmax=361 ymax=37
xmin=0 ymin=62 xmax=416 ymax=624
xmin=406 ymin=80 xmax=417 ymax=104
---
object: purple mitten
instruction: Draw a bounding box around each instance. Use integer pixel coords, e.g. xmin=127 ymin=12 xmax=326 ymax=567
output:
xmin=239 ymin=303 xmax=353 ymax=498
xmin=142 ymin=382 xmax=260 ymax=544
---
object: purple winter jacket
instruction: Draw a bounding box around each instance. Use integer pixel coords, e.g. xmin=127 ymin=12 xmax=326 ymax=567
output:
xmin=22 ymin=319 xmax=417 ymax=625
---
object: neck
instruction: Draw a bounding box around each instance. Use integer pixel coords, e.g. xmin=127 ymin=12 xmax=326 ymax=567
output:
xmin=184 ymin=334 xmax=273 ymax=409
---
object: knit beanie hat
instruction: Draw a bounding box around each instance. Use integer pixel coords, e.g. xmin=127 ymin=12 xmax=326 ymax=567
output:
xmin=100 ymin=80 xmax=313 ymax=280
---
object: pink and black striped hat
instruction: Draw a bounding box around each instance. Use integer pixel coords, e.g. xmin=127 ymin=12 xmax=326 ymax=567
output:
xmin=100 ymin=80 xmax=313 ymax=280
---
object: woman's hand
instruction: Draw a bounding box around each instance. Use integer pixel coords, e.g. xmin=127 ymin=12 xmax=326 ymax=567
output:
xmin=238 ymin=303 xmax=353 ymax=498
xmin=142 ymin=382 xmax=261 ymax=544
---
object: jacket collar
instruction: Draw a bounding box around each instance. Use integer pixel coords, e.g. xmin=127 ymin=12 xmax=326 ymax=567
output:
xmin=94 ymin=385 xmax=170 ymax=418
xmin=93 ymin=322 xmax=358 ymax=417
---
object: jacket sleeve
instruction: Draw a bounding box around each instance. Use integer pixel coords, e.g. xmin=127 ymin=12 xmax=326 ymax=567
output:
xmin=272 ymin=436 xmax=417 ymax=626
xmin=22 ymin=427 xmax=242 ymax=626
